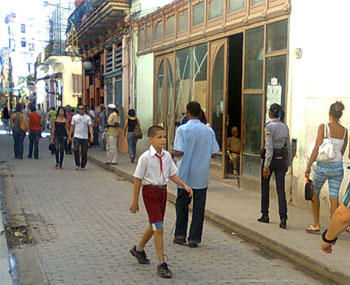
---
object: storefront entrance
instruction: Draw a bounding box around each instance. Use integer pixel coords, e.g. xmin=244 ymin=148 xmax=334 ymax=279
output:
xmin=154 ymin=18 xmax=288 ymax=181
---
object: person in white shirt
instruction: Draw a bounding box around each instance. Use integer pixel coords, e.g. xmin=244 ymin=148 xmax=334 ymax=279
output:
xmin=68 ymin=104 xmax=94 ymax=170
xmin=129 ymin=125 xmax=192 ymax=279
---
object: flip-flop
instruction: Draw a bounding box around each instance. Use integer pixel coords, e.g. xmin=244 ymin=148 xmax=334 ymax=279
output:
xmin=305 ymin=225 xmax=320 ymax=234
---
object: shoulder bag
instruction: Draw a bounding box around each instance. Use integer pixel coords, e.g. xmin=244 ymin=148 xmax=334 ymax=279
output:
xmin=134 ymin=119 xmax=143 ymax=140
xmin=19 ymin=114 xmax=29 ymax=133
xmin=307 ymin=123 xmax=334 ymax=162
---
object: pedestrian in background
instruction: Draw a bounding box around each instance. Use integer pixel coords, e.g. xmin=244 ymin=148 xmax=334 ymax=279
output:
xmin=124 ymin=109 xmax=139 ymax=163
xmin=9 ymin=103 xmax=28 ymax=159
xmin=129 ymin=125 xmax=192 ymax=279
xmin=69 ymin=104 xmax=94 ymax=170
xmin=305 ymin=101 xmax=347 ymax=233
xmin=105 ymin=104 xmax=120 ymax=165
xmin=65 ymin=105 xmax=74 ymax=154
xmin=37 ymin=104 xmax=46 ymax=131
xmin=258 ymin=103 xmax=292 ymax=229
xmin=172 ymin=101 xmax=219 ymax=248
xmin=48 ymin=107 xmax=56 ymax=130
xmin=51 ymin=107 xmax=69 ymax=169
xmin=27 ymin=104 xmax=42 ymax=159
xmin=97 ymin=106 xmax=107 ymax=150
xmin=2 ymin=106 xmax=10 ymax=133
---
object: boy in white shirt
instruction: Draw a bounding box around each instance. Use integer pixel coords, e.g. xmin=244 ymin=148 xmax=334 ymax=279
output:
xmin=129 ymin=126 xmax=192 ymax=279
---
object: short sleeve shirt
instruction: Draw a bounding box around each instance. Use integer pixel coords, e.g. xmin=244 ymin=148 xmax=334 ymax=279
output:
xmin=106 ymin=112 xmax=120 ymax=137
xmin=134 ymin=145 xmax=177 ymax=186
xmin=174 ymin=119 xmax=220 ymax=189
xmin=71 ymin=114 xmax=92 ymax=139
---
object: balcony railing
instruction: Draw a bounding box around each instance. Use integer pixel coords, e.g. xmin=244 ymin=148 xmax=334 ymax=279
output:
xmin=66 ymin=0 xmax=129 ymax=35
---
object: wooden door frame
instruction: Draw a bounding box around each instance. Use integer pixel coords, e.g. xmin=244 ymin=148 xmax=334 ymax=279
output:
xmin=208 ymin=38 xmax=228 ymax=177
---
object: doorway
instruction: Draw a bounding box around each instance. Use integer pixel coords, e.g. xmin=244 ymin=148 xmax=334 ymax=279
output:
xmin=225 ymin=33 xmax=243 ymax=178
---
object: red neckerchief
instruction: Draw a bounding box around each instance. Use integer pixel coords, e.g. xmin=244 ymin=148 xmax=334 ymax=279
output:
xmin=155 ymin=153 xmax=164 ymax=178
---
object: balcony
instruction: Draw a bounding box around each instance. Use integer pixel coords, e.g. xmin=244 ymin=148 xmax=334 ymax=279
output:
xmin=67 ymin=0 xmax=130 ymax=47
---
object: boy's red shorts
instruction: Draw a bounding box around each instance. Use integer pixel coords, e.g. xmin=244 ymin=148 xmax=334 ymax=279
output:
xmin=142 ymin=185 xmax=167 ymax=225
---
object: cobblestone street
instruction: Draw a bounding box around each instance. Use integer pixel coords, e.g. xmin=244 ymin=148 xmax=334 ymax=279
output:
xmin=0 ymin=135 xmax=330 ymax=284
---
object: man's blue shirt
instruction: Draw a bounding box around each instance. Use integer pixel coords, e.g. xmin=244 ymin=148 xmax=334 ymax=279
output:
xmin=174 ymin=119 xmax=220 ymax=189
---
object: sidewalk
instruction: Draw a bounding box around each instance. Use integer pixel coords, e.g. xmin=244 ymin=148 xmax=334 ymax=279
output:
xmin=88 ymin=147 xmax=350 ymax=284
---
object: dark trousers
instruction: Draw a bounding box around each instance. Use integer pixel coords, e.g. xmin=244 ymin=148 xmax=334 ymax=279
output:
xmin=73 ymin=138 xmax=88 ymax=168
xmin=55 ymin=136 xmax=66 ymax=167
xmin=175 ymin=188 xmax=207 ymax=244
xmin=65 ymin=141 xmax=72 ymax=154
xmin=28 ymin=130 xmax=41 ymax=159
xmin=261 ymin=158 xmax=287 ymax=220
xmin=13 ymin=128 xmax=25 ymax=159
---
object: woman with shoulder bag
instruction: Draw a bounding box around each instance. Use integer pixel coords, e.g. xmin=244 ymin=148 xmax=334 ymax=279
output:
xmin=9 ymin=103 xmax=28 ymax=159
xmin=305 ymin=101 xmax=348 ymax=233
xmin=50 ymin=107 xmax=69 ymax=169
xmin=124 ymin=109 xmax=140 ymax=163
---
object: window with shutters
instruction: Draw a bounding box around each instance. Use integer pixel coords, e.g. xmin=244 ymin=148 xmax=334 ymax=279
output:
xmin=72 ymin=74 xmax=82 ymax=95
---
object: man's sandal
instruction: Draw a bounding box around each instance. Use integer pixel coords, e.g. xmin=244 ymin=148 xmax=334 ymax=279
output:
xmin=305 ymin=225 xmax=320 ymax=234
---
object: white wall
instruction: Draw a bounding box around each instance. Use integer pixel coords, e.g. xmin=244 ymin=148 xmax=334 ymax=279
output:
xmin=289 ymin=0 xmax=350 ymax=207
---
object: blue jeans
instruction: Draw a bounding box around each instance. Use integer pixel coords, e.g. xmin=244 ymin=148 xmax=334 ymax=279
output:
xmin=28 ymin=130 xmax=41 ymax=159
xmin=127 ymin=132 xmax=137 ymax=158
xmin=12 ymin=127 xmax=25 ymax=159
xmin=3 ymin=119 xmax=9 ymax=130
xmin=175 ymin=188 xmax=207 ymax=244
xmin=98 ymin=126 xmax=105 ymax=148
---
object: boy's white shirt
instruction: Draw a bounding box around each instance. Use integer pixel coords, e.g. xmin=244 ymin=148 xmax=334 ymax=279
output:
xmin=134 ymin=145 xmax=177 ymax=186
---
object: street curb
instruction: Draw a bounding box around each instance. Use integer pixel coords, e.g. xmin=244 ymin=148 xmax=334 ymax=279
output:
xmin=88 ymin=154 xmax=348 ymax=284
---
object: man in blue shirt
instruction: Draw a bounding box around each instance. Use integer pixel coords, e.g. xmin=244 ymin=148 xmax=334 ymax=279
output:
xmin=172 ymin=101 xmax=219 ymax=248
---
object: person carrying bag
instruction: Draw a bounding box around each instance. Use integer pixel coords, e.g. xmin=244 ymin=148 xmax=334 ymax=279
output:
xmin=305 ymin=101 xmax=348 ymax=234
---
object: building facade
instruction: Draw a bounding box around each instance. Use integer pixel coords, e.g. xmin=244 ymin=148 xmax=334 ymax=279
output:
xmin=129 ymin=0 xmax=350 ymax=212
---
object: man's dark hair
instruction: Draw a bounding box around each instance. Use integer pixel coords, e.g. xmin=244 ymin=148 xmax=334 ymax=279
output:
xmin=128 ymin=109 xmax=136 ymax=117
xmin=186 ymin=101 xmax=201 ymax=117
xmin=148 ymin=125 xmax=164 ymax=137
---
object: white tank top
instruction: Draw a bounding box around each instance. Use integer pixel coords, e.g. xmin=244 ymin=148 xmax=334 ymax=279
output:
xmin=327 ymin=124 xmax=347 ymax=162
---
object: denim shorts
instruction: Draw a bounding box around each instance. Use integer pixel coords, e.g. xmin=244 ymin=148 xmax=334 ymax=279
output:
xmin=313 ymin=162 xmax=344 ymax=198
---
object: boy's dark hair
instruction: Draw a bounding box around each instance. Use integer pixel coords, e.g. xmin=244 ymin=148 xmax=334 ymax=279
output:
xmin=186 ymin=101 xmax=201 ymax=117
xmin=148 ymin=125 xmax=164 ymax=137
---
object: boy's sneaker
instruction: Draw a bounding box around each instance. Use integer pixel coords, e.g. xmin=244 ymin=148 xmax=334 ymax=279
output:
xmin=157 ymin=262 xmax=172 ymax=278
xmin=130 ymin=246 xmax=150 ymax=264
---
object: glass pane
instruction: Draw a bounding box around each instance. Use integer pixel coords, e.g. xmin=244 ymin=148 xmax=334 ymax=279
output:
xmin=146 ymin=26 xmax=151 ymax=45
xmin=209 ymin=0 xmax=223 ymax=20
xmin=211 ymin=45 xmax=225 ymax=150
xmin=175 ymin=43 xmax=208 ymax=127
xmin=157 ymin=61 xmax=164 ymax=126
xmin=106 ymin=80 xmax=113 ymax=105
xmin=266 ymin=20 xmax=288 ymax=53
xmin=229 ymin=0 xmax=245 ymax=13
xmin=193 ymin=2 xmax=204 ymax=26
xmin=253 ymin=0 xmax=263 ymax=5
xmin=154 ymin=21 xmax=163 ymax=41
xmin=165 ymin=15 xmax=175 ymax=36
xmin=244 ymin=26 xmax=264 ymax=89
xmin=243 ymin=94 xmax=262 ymax=155
xmin=179 ymin=9 xmax=188 ymax=32
xmin=265 ymin=55 xmax=286 ymax=121
xmin=166 ymin=60 xmax=175 ymax=149
xmin=138 ymin=29 xmax=144 ymax=49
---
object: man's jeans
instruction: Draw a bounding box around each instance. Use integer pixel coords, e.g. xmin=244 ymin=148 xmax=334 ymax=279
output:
xmin=106 ymin=135 xmax=118 ymax=163
xmin=98 ymin=126 xmax=105 ymax=148
xmin=12 ymin=127 xmax=25 ymax=159
xmin=175 ymin=188 xmax=207 ymax=244
xmin=28 ymin=130 xmax=41 ymax=159
xmin=73 ymin=138 xmax=88 ymax=168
